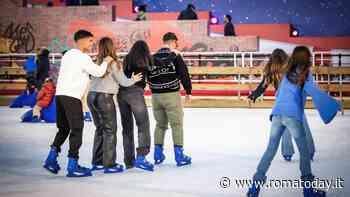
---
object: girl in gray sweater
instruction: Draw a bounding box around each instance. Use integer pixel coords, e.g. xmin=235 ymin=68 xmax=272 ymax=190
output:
xmin=87 ymin=37 xmax=142 ymax=174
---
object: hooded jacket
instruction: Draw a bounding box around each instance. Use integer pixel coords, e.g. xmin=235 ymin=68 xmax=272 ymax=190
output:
xmin=147 ymin=47 xmax=192 ymax=95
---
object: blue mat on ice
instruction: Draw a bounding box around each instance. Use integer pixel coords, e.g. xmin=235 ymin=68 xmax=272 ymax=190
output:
xmin=9 ymin=91 xmax=37 ymax=108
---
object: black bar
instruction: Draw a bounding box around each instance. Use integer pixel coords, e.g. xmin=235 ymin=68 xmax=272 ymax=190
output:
xmin=112 ymin=5 xmax=116 ymax=21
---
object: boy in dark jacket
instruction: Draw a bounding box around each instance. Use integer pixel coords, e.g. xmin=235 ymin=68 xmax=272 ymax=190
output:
xmin=148 ymin=32 xmax=192 ymax=167
xmin=177 ymin=4 xmax=198 ymax=20
xmin=224 ymin=14 xmax=235 ymax=36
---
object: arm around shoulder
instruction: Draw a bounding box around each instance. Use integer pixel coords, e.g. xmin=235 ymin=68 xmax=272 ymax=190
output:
xmin=82 ymin=55 xmax=108 ymax=77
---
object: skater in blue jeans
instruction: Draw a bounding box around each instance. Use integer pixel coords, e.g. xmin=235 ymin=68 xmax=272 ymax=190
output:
xmin=248 ymin=49 xmax=316 ymax=161
xmin=280 ymin=116 xmax=315 ymax=161
xmin=247 ymin=46 xmax=341 ymax=197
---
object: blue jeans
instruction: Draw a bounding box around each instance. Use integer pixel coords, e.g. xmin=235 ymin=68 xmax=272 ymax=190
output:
xmin=253 ymin=115 xmax=313 ymax=182
xmin=281 ymin=115 xmax=315 ymax=157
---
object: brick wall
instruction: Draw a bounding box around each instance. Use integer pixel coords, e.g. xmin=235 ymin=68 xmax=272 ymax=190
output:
xmin=0 ymin=5 xmax=112 ymax=53
xmin=0 ymin=5 xmax=258 ymax=53
xmin=2 ymin=0 xmax=20 ymax=9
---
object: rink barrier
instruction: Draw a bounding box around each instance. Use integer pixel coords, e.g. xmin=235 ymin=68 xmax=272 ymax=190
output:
xmin=1 ymin=52 xmax=350 ymax=112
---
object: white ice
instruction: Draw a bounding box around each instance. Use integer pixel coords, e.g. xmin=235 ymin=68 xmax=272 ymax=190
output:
xmin=0 ymin=107 xmax=349 ymax=197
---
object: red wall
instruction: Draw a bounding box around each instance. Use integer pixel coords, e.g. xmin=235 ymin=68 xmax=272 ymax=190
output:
xmin=235 ymin=24 xmax=290 ymax=40
xmin=29 ymin=0 xmax=61 ymax=6
xmin=288 ymin=37 xmax=350 ymax=51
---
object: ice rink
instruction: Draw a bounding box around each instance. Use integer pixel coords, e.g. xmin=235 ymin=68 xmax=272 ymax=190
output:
xmin=0 ymin=107 xmax=349 ymax=197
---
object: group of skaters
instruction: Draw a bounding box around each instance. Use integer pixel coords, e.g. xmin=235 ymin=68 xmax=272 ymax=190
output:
xmin=43 ymin=30 xmax=192 ymax=177
xmin=42 ymin=29 xmax=340 ymax=197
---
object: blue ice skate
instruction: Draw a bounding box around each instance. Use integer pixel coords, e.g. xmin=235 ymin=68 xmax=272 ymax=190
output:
xmin=43 ymin=148 xmax=61 ymax=174
xmin=104 ymin=163 xmax=124 ymax=174
xmin=66 ymin=158 xmax=92 ymax=177
xmin=154 ymin=145 xmax=165 ymax=165
xmin=134 ymin=155 xmax=154 ymax=171
xmin=174 ymin=146 xmax=191 ymax=167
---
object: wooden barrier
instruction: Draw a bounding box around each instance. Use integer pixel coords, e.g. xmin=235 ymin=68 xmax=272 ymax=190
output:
xmin=188 ymin=66 xmax=350 ymax=75
xmin=2 ymin=66 xmax=350 ymax=78
xmin=0 ymin=67 xmax=26 ymax=76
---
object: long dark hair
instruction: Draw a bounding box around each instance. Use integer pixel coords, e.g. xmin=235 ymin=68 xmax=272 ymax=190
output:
xmin=96 ymin=37 xmax=121 ymax=77
xmin=39 ymin=48 xmax=50 ymax=57
xmin=125 ymin=40 xmax=153 ymax=71
xmin=286 ymin=46 xmax=312 ymax=86
xmin=263 ymin=48 xmax=289 ymax=89
xmin=37 ymin=48 xmax=50 ymax=64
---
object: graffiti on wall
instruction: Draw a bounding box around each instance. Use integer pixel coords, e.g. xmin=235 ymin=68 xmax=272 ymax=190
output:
xmin=48 ymin=36 xmax=71 ymax=53
xmin=0 ymin=22 xmax=35 ymax=53
xmin=66 ymin=20 xmax=193 ymax=52
xmin=32 ymin=19 xmax=258 ymax=56
xmin=65 ymin=20 xmax=256 ymax=54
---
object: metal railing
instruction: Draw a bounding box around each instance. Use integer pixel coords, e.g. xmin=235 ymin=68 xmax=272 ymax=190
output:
xmin=0 ymin=52 xmax=349 ymax=81
xmin=1 ymin=51 xmax=350 ymax=84
xmin=0 ymin=51 xmax=349 ymax=112
xmin=1 ymin=51 xmax=349 ymax=67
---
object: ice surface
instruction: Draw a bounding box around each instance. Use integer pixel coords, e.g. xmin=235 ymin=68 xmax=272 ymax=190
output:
xmin=0 ymin=107 xmax=349 ymax=197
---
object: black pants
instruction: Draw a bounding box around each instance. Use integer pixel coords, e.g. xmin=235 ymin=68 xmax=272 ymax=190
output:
xmin=52 ymin=95 xmax=84 ymax=159
xmin=87 ymin=92 xmax=117 ymax=168
xmin=117 ymin=86 xmax=150 ymax=167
